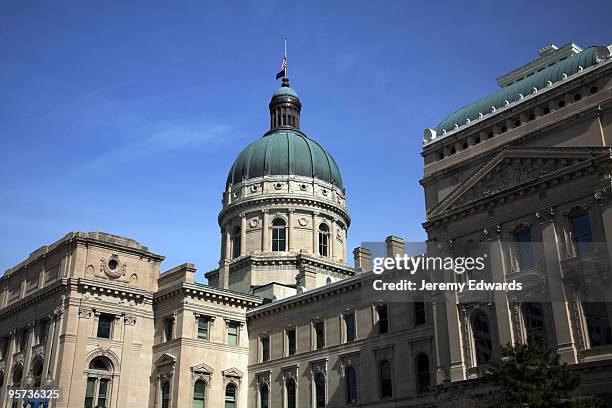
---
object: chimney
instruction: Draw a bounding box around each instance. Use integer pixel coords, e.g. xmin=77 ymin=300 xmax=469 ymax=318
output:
xmin=385 ymin=236 xmax=405 ymax=258
xmin=353 ymin=247 xmax=372 ymax=272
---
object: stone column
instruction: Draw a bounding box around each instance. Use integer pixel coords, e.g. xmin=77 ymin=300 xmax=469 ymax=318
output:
xmin=240 ymin=213 xmax=247 ymax=256
xmin=541 ymin=212 xmax=578 ymax=363
xmin=224 ymin=226 xmax=231 ymax=260
xmin=0 ymin=330 xmax=16 ymax=407
xmin=330 ymin=219 xmax=337 ymax=259
xmin=288 ymin=209 xmax=295 ymax=252
xmin=312 ymin=212 xmax=319 ymax=255
xmin=487 ymin=233 xmax=516 ymax=346
xmin=598 ymin=195 xmax=612 ymax=302
xmin=262 ymin=210 xmax=269 ymax=252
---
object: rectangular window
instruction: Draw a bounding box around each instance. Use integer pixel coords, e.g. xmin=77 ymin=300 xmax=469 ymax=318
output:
xmin=261 ymin=335 xmax=270 ymax=362
xmin=415 ymin=301 xmax=426 ymax=326
xmin=515 ymin=229 xmax=535 ymax=269
xmin=197 ymin=316 xmax=209 ymax=340
xmin=97 ymin=314 xmax=114 ymax=339
xmin=377 ymin=304 xmax=389 ymax=334
xmin=227 ymin=322 xmax=239 ymax=346
xmin=287 ymin=329 xmax=296 ymax=356
xmin=1 ymin=336 xmax=10 ymax=359
xmin=163 ymin=318 xmax=174 ymax=342
xmin=571 ymin=213 xmax=593 ymax=256
xmin=344 ymin=313 xmax=356 ymax=342
xmin=84 ymin=378 xmax=95 ymax=408
xmin=18 ymin=329 xmax=28 ymax=352
xmin=38 ymin=319 xmax=49 ymax=344
xmin=98 ymin=379 xmax=109 ymax=408
xmin=314 ymin=321 xmax=325 ymax=349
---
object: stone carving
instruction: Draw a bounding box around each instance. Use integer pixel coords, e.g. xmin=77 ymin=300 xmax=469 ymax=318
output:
xmin=124 ymin=314 xmax=136 ymax=326
xmin=298 ymin=217 xmax=308 ymax=227
xmin=466 ymin=161 xmax=561 ymax=202
xmin=100 ymin=254 xmax=126 ymax=279
xmin=79 ymin=307 xmax=92 ymax=319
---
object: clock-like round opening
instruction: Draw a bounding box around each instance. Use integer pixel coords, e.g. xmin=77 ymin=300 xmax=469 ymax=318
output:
xmin=108 ymin=259 xmax=119 ymax=271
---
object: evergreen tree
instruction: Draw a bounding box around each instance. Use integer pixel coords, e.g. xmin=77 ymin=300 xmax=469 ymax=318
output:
xmin=482 ymin=341 xmax=599 ymax=408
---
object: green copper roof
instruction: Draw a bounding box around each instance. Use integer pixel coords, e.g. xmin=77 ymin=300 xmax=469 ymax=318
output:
xmin=226 ymin=129 xmax=343 ymax=189
xmin=272 ymin=86 xmax=299 ymax=98
xmin=435 ymin=46 xmax=602 ymax=134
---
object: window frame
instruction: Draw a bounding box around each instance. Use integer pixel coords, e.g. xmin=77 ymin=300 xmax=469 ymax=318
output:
xmin=313 ymin=320 xmax=325 ymax=350
xmin=96 ymin=313 xmax=114 ymax=340
xmin=271 ymin=219 xmax=287 ymax=252
xmin=318 ymin=223 xmax=330 ymax=257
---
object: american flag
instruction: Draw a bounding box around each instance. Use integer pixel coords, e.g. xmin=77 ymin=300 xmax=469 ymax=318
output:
xmin=276 ymin=57 xmax=287 ymax=79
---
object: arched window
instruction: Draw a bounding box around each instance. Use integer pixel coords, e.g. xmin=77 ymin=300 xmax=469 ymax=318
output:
xmin=415 ymin=353 xmax=430 ymax=390
xmin=193 ymin=380 xmax=206 ymax=408
xmin=472 ymin=312 xmax=493 ymax=365
xmin=523 ymin=302 xmax=548 ymax=349
xmin=345 ymin=366 xmax=357 ymax=404
xmin=318 ymin=223 xmax=329 ymax=257
xmin=161 ymin=381 xmax=170 ymax=408
xmin=260 ymin=383 xmax=269 ymax=408
xmin=225 ymin=383 xmax=237 ymax=408
xmin=314 ymin=373 xmax=326 ymax=408
xmin=232 ymin=227 xmax=241 ymax=258
xmin=583 ymin=301 xmax=612 ymax=347
xmin=84 ymin=357 xmax=112 ymax=408
xmin=286 ymin=378 xmax=296 ymax=408
xmin=379 ymin=360 xmax=392 ymax=399
xmin=271 ymin=219 xmax=286 ymax=252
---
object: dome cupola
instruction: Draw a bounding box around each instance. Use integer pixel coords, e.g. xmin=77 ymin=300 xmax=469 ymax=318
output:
xmin=269 ymin=77 xmax=301 ymax=130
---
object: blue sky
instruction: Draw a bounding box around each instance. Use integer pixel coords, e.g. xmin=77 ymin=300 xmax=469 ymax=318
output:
xmin=0 ymin=1 xmax=610 ymax=281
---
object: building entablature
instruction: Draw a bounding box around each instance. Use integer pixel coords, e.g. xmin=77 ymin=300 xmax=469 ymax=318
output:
xmin=423 ymin=147 xmax=612 ymax=230
xmin=247 ymin=273 xmax=366 ymax=319
xmin=218 ymin=188 xmax=351 ymax=228
xmin=223 ymin=174 xmax=347 ymax=210
xmin=229 ymin=252 xmax=354 ymax=276
xmin=153 ymin=281 xmax=263 ymax=309
xmin=0 ymin=278 xmax=64 ymax=323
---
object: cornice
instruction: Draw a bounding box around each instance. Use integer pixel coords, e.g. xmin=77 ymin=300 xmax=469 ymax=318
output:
xmin=219 ymin=195 xmax=351 ymax=227
xmin=153 ymin=282 xmax=263 ymax=308
xmin=425 ymin=147 xmax=612 ymax=226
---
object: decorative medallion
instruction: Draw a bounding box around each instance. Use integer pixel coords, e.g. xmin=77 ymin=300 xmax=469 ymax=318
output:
xmin=100 ymin=254 xmax=126 ymax=279
xmin=300 ymin=184 xmax=308 ymax=191
xmin=250 ymin=185 xmax=259 ymax=192
xmin=249 ymin=219 xmax=259 ymax=228
xmin=322 ymin=189 xmax=328 ymax=196
xmin=274 ymin=182 xmax=283 ymax=190
xmin=298 ymin=217 xmax=308 ymax=227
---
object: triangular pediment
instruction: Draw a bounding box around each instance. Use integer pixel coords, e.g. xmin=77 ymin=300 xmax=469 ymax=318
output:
xmin=154 ymin=353 xmax=176 ymax=367
xmin=222 ymin=367 xmax=244 ymax=378
xmin=429 ymin=147 xmax=610 ymax=217
xmin=191 ymin=362 xmax=214 ymax=375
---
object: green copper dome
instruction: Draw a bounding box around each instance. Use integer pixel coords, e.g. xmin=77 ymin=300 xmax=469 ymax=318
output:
xmin=226 ymin=129 xmax=344 ymax=189
xmin=273 ymin=86 xmax=299 ymax=98
xmin=435 ymin=46 xmax=606 ymax=134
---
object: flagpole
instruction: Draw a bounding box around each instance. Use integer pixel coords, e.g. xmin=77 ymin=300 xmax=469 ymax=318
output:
xmin=284 ymin=37 xmax=287 ymax=79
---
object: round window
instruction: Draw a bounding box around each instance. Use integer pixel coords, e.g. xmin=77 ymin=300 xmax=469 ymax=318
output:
xmin=108 ymin=259 xmax=119 ymax=271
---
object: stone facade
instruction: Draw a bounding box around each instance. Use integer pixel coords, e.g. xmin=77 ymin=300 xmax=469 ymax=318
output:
xmin=0 ymin=41 xmax=612 ymax=408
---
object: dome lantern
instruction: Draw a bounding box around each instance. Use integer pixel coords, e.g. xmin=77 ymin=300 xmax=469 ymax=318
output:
xmin=269 ymin=77 xmax=301 ymax=130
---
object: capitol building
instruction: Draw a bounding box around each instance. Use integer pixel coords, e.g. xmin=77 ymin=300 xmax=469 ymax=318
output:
xmin=1 ymin=41 xmax=612 ymax=407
